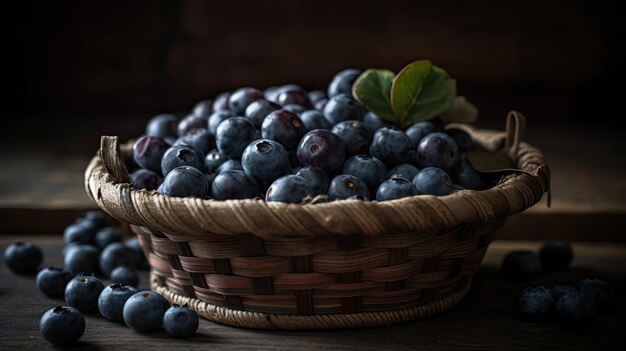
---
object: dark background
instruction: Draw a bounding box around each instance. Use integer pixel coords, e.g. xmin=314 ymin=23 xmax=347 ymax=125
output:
xmin=5 ymin=0 xmax=625 ymax=155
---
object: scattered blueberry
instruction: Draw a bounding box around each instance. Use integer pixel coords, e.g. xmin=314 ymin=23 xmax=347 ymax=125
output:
xmin=36 ymin=267 xmax=72 ymax=297
xmin=99 ymin=242 xmax=138 ymax=277
xmin=98 ymin=283 xmax=139 ymax=322
xmin=211 ymin=170 xmax=259 ymax=200
xmin=412 ymin=167 xmax=453 ymax=196
xmin=133 ymin=136 xmax=170 ymax=173
xmin=515 ymin=285 xmax=555 ymax=322
xmin=369 ymin=127 xmax=412 ymax=168
xmin=376 ymin=178 xmax=419 ymax=201
xmin=64 ymin=244 xmax=99 ymax=276
xmin=327 ymin=174 xmax=370 ymax=200
xmin=3 ymin=242 xmax=43 ymax=274
xmin=577 ymin=276 xmax=614 ymax=310
xmin=555 ymin=290 xmax=597 ymax=331
xmin=539 ymin=241 xmax=573 ymax=272
xmin=40 ymin=306 xmax=85 ymax=345
xmin=145 ymin=114 xmax=178 ymax=138
xmin=416 ymin=132 xmax=459 ymax=173
xmin=242 ymin=139 xmax=290 ymax=181
xmin=123 ymin=291 xmax=170 ymax=332
xmin=266 ymin=175 xmax=315 ymax=203
xmin=95 ymin=227 xmax=122 ymax=250
xmin=502 ymin=251 xmax=542 ymax=280
xmin=64 ymin=222 xmax=98 ymax=245
xmin=110 ymin=266 xmax=139 ymax=288
xmin=130 ymin=169 xmax=163 ymax=191
xmin=65 ymin=275 xmax=105 ymax=313
xmin=160 ymin=166 xmax=209 ymax=198
xmin=163 ymin=304 xmax=199 ymax=337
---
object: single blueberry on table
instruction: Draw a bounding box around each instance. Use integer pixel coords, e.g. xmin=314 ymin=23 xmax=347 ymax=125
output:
xmin=245 ymin=99 xmax=281 ymax=129
xmin=552 ymin=284 xmax=576 ymax=301
xmin=276 ymin=89 xmax=312 ymax=108
xmin=123 ymin=291 xmax=170 ymax=332
xmin=99 ymin=242 xmax=139 ymax=277
xmin=342 ymin=155 xmax=387 ymax=194
xmin=217 ymin=159 xmax=244 ymax=173
xmin=376 ymin=178 xmax=419 ymax=202
xmin=95 ymin=226 xmax=122 ymax=250
xmin=174 ymin=128 xmax=214 ymax=156
xmin=98 ymin=283 xmax=138 ymax=322
xmin=300 ymin=110 xmax=332 ymax=132
xmin=296 ymin=166 xmax=330 ymax=195
xmin=203 ymin=149 xmax=226 ymax=173
xmin=515 ymin=285 xmax=556 ymax=322
xmin=133 ymin=136 xmax=170 ymax=173
xmin=216 ymin=117 xmax=259 ymax=159
xmin=211 ymin=170 xmax=258 ymax=200
xmin=369 ymin=127 xmax=412 ymax=168
xmin=297 ymin=129 xmax=347 ymax=174
xmin=39 ymin=306 xmax=85 ymax=345
xmin=212 ymin=91 xmax=230 ymax=112
xmin=207 ymin=110 xmax=236 ymax=136
xmin=110 ymin=266 xmax=139 ymax=288
xmin=64 ymin=244 xmax=99 ymax=276
xmin=539 ymin=241 xmax=573 ymax=272
xmin=160 ymin=166 xmax=210 ymax=198
xmin=323 ymin=94 xmax=365 ymax=125
xmin=3 ymin=242 xmax=43 ymax=274
xmin=163 ymin=304 xmax=199 ymax=337
xmin=308 ymin=90 xmax=326 ymax=104
xmin=192 ymin=99 xmax=213 ymax=117
xmin=65 ymin=275 xmax=105 ymax=313
xmin=416 ymin=132 xmax=459 ymax=173
xmin=262 ymin=109 xmax=306 ymax=150
xmin=228 ymin=87 xmax=264 ymax=115
xmin=452 ymin=154 xmax=487 ymax=191
xmin=64 ymin=222 xmax=98 ymax=245
xmin=327 ymin=68 xmax=361 ymax=98
xmin=266 ymin=175 xmax=315 ymax=204
xmin=388 ymin=163 xmax=420 ymax=181
xmin=577 ymin=276 xmax=614 ymax=310
xmin=145 ymin=114 xmax=178 ymax=139
xmin=242 ymin=139 xmax=290 ymax=182
xmin=130 ymin=169 xmax=163 ymax=191
xmin=177 ymin=114 xmax=207 ymax=137
xmin=36 ymin=267 xmax=72 ymax=297
xmin=446 ymin=128 xmax=474 ymax=151
xmin=327 ymin=174 xmax=370 ymax=200
xmin=555 ymin=290 xmax=598 ymax=331
xmin=161 ymin=145 xmax=204 ymax=177
xmin=412 ymin=167 xmax=453 ymax=196
xmin=501 ymin=250 xmax=542 ymax=280
xmin=331 ymin=120 xmax=372 ymax=156
xmin=405 ymin=121 xmax=436 ymax=148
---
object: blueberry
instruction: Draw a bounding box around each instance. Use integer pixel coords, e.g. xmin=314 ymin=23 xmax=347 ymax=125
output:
xmin=388 ymin=163 xmax=420 ymax=181
xmin=314 ymin=98 xmax=328 ymax=111
xmin=323 ymin=94 xmax=365 ymax=125
xmin=327 ymin=68 xmax=361 ymax=98
xmin=130 ymin=169 xmax=163 ymax=191
xmin=501 ymin=251 xmax=542 ymax=280
xmin=328 ymin=174 xmax=370 ymax=200
xmin=452 ymin=154 xmax=487 ymax=190
xmin=177 ymin=114 xmax=207 ymax=137
xmin=297 ymin=129 xmax=347 ymax=174
xmin=369 ymin=127 xmax=412 ymax=168
xmin=577 ymin=276 xmax=614 ymax=310
xmin=98 ymin=283 xmax=138 ymax=322
xmin=263 ymin=86 xmax=280 ymax=102
xmin=95 ymin=227 xmax=122 ymax=250
xmin=99 ymin=242 xmax=138 ymax=277
xmin=125 ymin=237 xmax=148 ymax=270
xmin=36 ymin=267 xmax=72 ymax=297
xmin=266 ymin=175 xmax=315 ymax=203
xmin=262 ymin=110 xmax=306 ymax=150
xmin=161 ymin=145 xmax=204 ymax=176
xmin=192 ymin=99 xmax=213 ymax=117
xmin=300 ymin=110 xmax=332 ymax=132
xmin=363 ymin=112 xmax=388 ymax=134
xmin=203 ymin=149 xmax=226 ymax=172
xmin=64 ymin=222 xmax=97 ymax=245
xmin=282 ymin=103 xmax=307 ymax=115
xmin=555 ymin=291 xmax=598 ymax=331
xmin=65 ymin=275 xmax=105 ymax=312
xmin=266 ymin=84 xmax=305 ymax=103
xmin=308 ymin=90 xmax=326 ymax=104
xmin=163 ymin=304 xmax=199 ymax=337
xmin=342 ymin=155 xmax=387 ymax=194
xmin=242 ymin=139 xmax=290 ymax=181
xmin=217 ymin=159 xmax=244 ymax=173
xmin=211 ymin=170 xmax=258 ymax=200
xmin=76 ymin=211 xmax=107 ymax=229
xmin=276 ymin=89 xmax=312 ymax=108
xmin=64 ymin=244 xmax=99 ymax=276
xmin=245 ymin=99 xmax=281 ymax=129
xmin=515 ymin=285 xmax=556 ymax=322
xmin=551 ymin=284 xmax=575 ymax=300
xmin=539 ymin=241 xmax=573 ymax=272
xmin=405 ymin=121 xmax=435 ymax=148
xmin=331 ymin=120 xmax=372 ymax=156
xmin=123 ymin=291 xmax=170 ymax=332
xmin=376 ymin=178 xmax=419 ymax=202
xmin=228 ymin=87 xmax=264 ymax=114
xmin=160 ymin=166 xmax=209 ymax=198
xmin=212 ymin=91 xmax=230 ymax=112
xmin=295 ymin=166 xmax=329 ymax=195
xmin=416 ymin=132 xmax=459 ymax=173
xmin=110 ymin=266 xmax=139 ymax=288
xmin=446 ymin=128 xmax=474 ymax=151
xmin=39 ymin=306 xmax=85 ymax=345
xmin=133 ymin=136 xmax=170 ymax=173
xmin=216 ymin=117 xmax=259 ymax=159
xmin=145 ymin=114 xmax=178 ymax=138
xmin=412 ymin=167 xmax=453 ymax=196
xmin=207 ymin=110 xmax=236 ymax=136
xmin=3 ymin=242 xmax=43 ymax=274
xmin=174 ymin=128 xmax=214 ymax=155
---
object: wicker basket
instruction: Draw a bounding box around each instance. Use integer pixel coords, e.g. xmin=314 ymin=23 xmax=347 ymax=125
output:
xmin=85 ymin=112 xmax=549 ymax=330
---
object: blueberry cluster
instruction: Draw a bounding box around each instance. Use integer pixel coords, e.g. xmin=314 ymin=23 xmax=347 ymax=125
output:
xmin=130 ymin=69 xmax=490 ymax=203
xmin=515 ymin=276 xmax=614 ymax=331
xmin=502 ymin=241 xmax=574 ymax=280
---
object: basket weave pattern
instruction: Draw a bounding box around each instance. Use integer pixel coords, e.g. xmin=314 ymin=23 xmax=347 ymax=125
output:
xmin=85 ymin=113 xmax=549 ymax=329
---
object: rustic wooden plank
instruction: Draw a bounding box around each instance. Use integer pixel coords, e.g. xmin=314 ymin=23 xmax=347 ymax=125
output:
xmin=0 ymin=237 xmax=624 ymax=350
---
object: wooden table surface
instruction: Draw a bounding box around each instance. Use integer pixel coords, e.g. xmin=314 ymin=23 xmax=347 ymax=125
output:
xmin=1 ymin=237 xmax=624 ymax=350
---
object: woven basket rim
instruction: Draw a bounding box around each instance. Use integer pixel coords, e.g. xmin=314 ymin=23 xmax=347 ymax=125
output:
xmin=85 ymin=117 xmax=549 ymax=240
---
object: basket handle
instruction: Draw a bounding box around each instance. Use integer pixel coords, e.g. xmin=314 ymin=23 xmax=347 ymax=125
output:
xmin=99 ymin=136 xmax=130 ymax=183
xmin=505 ymin=111 xmax=526 ymax=159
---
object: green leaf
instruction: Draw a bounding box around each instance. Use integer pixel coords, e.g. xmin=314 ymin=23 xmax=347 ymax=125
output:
xmin=352 ymin=69 xmax=396 ymax=120
xmin=389 ymin=60 xmax=432 ymax=119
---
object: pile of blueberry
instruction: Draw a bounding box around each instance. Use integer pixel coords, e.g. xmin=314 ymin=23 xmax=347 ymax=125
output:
xmin=2 ymin=210 xmax=199 ymax=345
xmin=130 ymin=69 xmax=489 ymax=203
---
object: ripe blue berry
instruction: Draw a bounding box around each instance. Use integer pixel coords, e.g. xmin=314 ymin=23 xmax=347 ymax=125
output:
xmin=376 ymin=178 xmax=419 ymax=202
xmin=261 ymin=110 xmax=306 ymax=150
xmin=36 ymin=267 xmax=72 ymax=297
xmin=133 ymin=136 xmax=170 ymax=173
xmin=245 ymin=99 xmax=281 ymax=129
xmin=161 ymin=145 xmax=204 ymax=177
xmin=177 ymin=114 xmax=207 ymax=137
xmin=3 ymin=242 xmax=43 ymax=274
xmin=405 ymin=121 xmax=436 ymax=148
xmin=555 ymin=291 xmax=597 ymax=330
xmin=40 ymin=306 xmax=85 ymax=345
xmin=65 ymin=275 xmax=105 ymax=313
xmin=123 ymin=291 xmax=170 ymax=332
xmin=295 ymin=166 xmax=330 ymax=195
xmin=211 ymin=170 xmax=258 ymax=200
xmin=98 ymin=283 xmax=138 ymax=322
xmin=416 ymin=132 xmax=459 ymax=173
xmin=242 ymin=139 xmax=290 ymax=181
xmin=369 ymin=127 xmax=412 ymax=168
xmin=577 ymin=276 xmax=614 ymax=310
xmin=130 ymin=169 xmax=163 ymax=191
xmin=328 ymin=174 xmax=370 ymax=200
xmin=297 ymin=129 xmax=347 ymax=174
xmin=300 ymin=110 xmax=332 ymax=132
xmin=412 ymin=167 xmax=453 ymax=196
xmin=387 ymin=163 xmax=420 ymax=181
xmin=163 ymin=304 xmax=199 ymax=337
xmin=446 ymin=128 xmax=474 ymax=151
xmin=266 ymin=175 xmax=315 ymax=204
xmin=217 ymin=159 xmax=244 ymax=173
xmin=99 ymin=242 xmax=139 ymax=278
xmin=327 ymin=68 xmax=361 ymax=98
xmin=110 ymin=266 xmax=139 ymax=288
xmin=207 ymin=110 xmax=236 ymax=136
xmin=515 ymin=285 xmax=556 ymax=322
xmin=64 ymin=244 xmax=99 ymax=276
xmin=216 ymin=117 xmax=259 ymax=159
xmin=228 ymin=87 xmax=264 ymax=115
xmin=95 ymin=227 xmax=122 ymax=250
xmin=160 ymin=166 xmax=209 ymax=198
xmin=331 ymin=120 xmax=372 ymax=156
xmin=323 ymin=94 xmax=365 ymax=125
xmin=212 ymin=91 xmax=230 ymax=112
xmin=342 ymin=155 xmax=387 ymax=194
xmin=174 ymin=128 xmax=214 ymax=155
xmin=64 ymin=222 xmax=97 ymax=245
xmin=145 ymin=114 xmax=178 ymax=138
